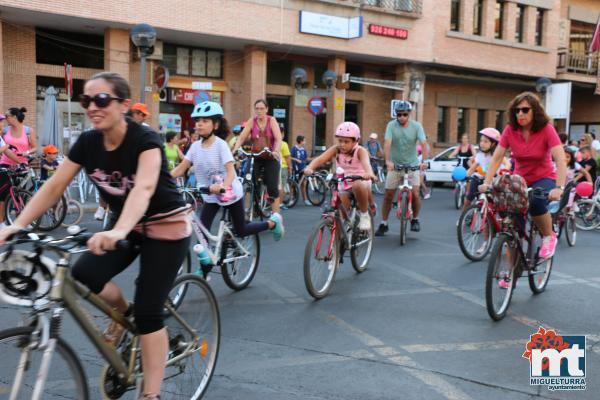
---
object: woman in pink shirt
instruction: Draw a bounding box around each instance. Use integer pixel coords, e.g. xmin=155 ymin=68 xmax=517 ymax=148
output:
xmin=479 ymin=92 xmax=566 ymax=260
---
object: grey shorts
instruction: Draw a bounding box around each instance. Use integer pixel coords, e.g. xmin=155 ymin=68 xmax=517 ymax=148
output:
xmin=385 ymin=170 xmax=420 ymax=189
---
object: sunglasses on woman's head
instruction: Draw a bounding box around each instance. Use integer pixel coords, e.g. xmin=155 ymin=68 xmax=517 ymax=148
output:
xmin=514 ymin=107 xmax=531 ymax=115
xmin=79 ymin=93 xmax=123 ymax=109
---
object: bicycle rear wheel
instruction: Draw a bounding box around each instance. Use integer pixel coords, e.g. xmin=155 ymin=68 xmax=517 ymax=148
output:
xmin=350 ymin=214 xmax=374 ymax=273
xmin=457 ymin=204 xmax=493 ymax=261
xmin=284 ymin=178 xmax=300 ymax=208
xmin=5 ymin=190 xmax=38 ymax=228
xmin=304 ymin=218 xmax=339 ymax=299
xmin=163 ymin=274 xmax=220 ymax=400
xmin=574 ymin=200 xmax=600 ymax=230
xmin=306 ymin=175 xmax=327 ymax=206
xmin=220 ymin=233 xmax=260 ymax=290
xmin=0 ymin=326 xmax=89 ymax=399
xmin=373 ymin=169 xmax=386 ymax=195
xmin=454 ymin=184 xmax=463 ymax=209
xmin=399 ymin=191 xmax=408 ymax=246
xmin=565 ymin=213 xmax=577 ymax=247
xmin=528 ymin=231 xmax=553 ymax=294
xmin=485 ymin=234 xmax=517 ymax=321
xmin=36 ymin=195 xmax=67 ymax=232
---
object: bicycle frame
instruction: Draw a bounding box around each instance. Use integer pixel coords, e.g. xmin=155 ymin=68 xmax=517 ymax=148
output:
xmin=189 ymin=209 xmax=252 ymax=266
xmin=13 ymin=248 xmax=199 ymax=400
xmin=395 ymin=168 xmax=414 ymax=220
xmin=473 ymin=193 xmax=502 ymax=233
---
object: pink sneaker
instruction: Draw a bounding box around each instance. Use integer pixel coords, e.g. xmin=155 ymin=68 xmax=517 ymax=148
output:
xmin=538 ymin=233 xmax=557 ymax=260
xmin=498 ymin=279 xmax=510 ymax=289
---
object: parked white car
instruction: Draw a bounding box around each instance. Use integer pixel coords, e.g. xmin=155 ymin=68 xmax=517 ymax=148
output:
xmin=425 ymin=146 xmax=478 ymax=183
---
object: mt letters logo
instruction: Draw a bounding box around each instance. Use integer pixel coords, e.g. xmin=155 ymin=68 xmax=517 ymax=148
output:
xmin=523 ymin=327 xmax=586 ymax=391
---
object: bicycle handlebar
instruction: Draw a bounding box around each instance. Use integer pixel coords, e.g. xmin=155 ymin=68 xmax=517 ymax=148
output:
xmin=394 ymin=164 xmax=421 ymax=172
xmin=237 ymin=147 xmax=273 ymax=158
xmin=198 ymin=186 xmax=226 ymax=194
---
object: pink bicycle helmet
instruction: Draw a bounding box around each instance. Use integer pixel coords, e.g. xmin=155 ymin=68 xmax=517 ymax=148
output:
xmin=335 ymin=122 xmax=361 ymax=140
xmin=479 ymin=127 xmax=501 ymax=142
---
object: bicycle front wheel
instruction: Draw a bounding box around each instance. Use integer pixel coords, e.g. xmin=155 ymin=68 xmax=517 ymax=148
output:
xmin=528 ymin=231 xmax=553 ymax=294
xmin=306 ymin=175 xmax=327 ymax=206
xmin=284 ymin=178 xmax=300 ymax=209
xmin=485 ymin=234 xmax=517 ymax=321
xmin=574 ymin=200 xmax=600 ymax=230
xmin=5 ymin=190 xmax=36 ymax=227
xmin=36 ymin=195 xmax=67 ymax=232
xmin=164 ymin=274 xmax=220 ymax=400
xmin=399 ymin=191 xmax=408 ymax=246
xmin=304 ymin=218 xmax=339 ymax=299
xmin=457 ymin=204 xmax=493 ymax=261
xmin=0 ymin=326 xmax=89 ymax=399
xmin=60 ymin=198 xmax=84 ymax=227
xmin=220 ymin=233 xmax=260 ymax=290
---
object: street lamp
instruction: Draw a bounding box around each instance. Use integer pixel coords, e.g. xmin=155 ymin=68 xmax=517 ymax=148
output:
xmin=130 ymin=23 xmax=157 ymax=103
xmin=322 ymin=70 xmax=337 ymax=91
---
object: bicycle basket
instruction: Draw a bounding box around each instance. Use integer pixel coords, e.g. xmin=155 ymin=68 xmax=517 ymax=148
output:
xmin=0 ymin=249 xmax=56 ymax=307
xmin=491 ymin=174 xmax=529 ymax=213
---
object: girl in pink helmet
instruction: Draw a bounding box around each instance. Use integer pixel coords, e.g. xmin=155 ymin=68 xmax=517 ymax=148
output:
xmin=464 ymin=128 xmax=511 ymax=210
xmin=303 ymin=122 xmax=376 ymax=231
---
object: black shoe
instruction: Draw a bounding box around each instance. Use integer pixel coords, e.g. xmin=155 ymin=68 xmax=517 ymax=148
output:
xmin=410 ymin=219 xmax=420 ymax=232
xmin=375 ymin=223 xmax=389 ymax=236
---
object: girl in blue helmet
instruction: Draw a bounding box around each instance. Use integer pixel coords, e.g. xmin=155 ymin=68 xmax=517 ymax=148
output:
xmin=171 ymin=101 xmax=284 ymax=241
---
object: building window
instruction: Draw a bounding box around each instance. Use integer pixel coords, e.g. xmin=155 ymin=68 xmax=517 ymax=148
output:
xmin=495 ymin=110 xmax=505 ymax=132
xmin=450 ymin=0 xmax=461 ymax=32
xmin=164 ymin=44 xmax=223 ymax=78
xmin=35 ymin=28 xmax=104 ymax=69
xmin=535 ymin=8 xmax=544 ymax=46
xmin=477 ymin=109 xmax=486 ymax=134
xmin=267 ymin=60 xmax=292 ymax=85
xmin=346 ymin=64 xmax=364 ymax=92
xmin=314 ymin=64 xmax=328 ymax=89
xmin=494 ymin=1 xmax=504 ymax=39
xmin=473 ymin=0 xmax=484 ymax=36
xmin=437 ymin=106 xmax=449 ymax=143
xmin=515 ymin=5 xmax=525 ymax=43
xmin=457 ymin=108 xmax=467 ymax=136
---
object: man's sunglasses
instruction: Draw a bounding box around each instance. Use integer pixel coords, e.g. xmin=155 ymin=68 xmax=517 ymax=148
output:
xmin=514 ymin=107 xmax=531 ymax=115
xmin=79 ymin=93 xmax=123 ymax=109
xmin=397 ymin=113 xmax=410 ymax=117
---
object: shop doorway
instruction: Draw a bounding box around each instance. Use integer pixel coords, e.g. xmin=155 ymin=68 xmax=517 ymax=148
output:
xmin=267 ymin=95 xmax=290 ymax=139
xmin=345 ymin=101 xmax=360 ymax=126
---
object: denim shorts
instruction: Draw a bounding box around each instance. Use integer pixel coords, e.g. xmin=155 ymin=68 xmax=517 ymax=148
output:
xmin=528 ymin=178 xmax=556 ymax=217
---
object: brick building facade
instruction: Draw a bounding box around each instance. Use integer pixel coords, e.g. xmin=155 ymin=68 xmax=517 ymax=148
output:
xmin=0 ymin=0 xmax=598 ymax=153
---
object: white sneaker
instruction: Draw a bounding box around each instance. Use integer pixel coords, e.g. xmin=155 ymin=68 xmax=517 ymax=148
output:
xmin=358 ymin=212 xmax=371 ymax=231
xmin=304 ymin=199 xmax=312 ymax=206
xmin=424 ymin=192 xmax=431 ymax=200
xmin=94 ymin=207 xmax=106 ymax=220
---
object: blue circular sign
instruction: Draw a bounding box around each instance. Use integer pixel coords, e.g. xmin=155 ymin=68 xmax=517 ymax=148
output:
xmin=194 ymin=91 xmax=210 ymax=105
xmin=307 ymin=96 xmax=325 ymax=116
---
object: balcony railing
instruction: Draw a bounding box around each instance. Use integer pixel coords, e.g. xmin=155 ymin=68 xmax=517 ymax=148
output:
xmin=360 ymin=0 xmax=422 ymax=16
xmin=557 ymin=47 xmax=598 ymax=76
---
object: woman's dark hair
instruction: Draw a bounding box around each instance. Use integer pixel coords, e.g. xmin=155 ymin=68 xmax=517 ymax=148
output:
xmin=254 ymin=99 xmax=268 ymax=108
xmin=7 ymin=107 xmax=27 ymax=123
xmin=507 ymin=91 xmax=550 ymax=133
xmin=88 ymin=72 xmax=131 ymax=99
xmin=296 ymin=135 xmax=305 ymax=144
xmin=165 ymin=131 xmax=177 ymax=143
xmin=558 ymin=133 xmax=568 ymax=145
xmin=210 ymin=116 xmax=230 ymax=140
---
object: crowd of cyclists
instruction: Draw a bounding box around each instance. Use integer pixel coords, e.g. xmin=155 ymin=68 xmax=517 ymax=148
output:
xmin=0 ymin=70 xmax=599 ymax=399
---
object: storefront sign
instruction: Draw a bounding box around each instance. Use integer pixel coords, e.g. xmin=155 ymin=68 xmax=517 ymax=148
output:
xmin=273 ymin=108 xmax=286 ymax=118
xmin=368 ymin=24 xmax=408 ymax=40
xmin=154 ymin=65 xmax=169 ymax=91
xmin=299 ymin=11 xmax=362 ymax=39
xmin=159 ymin=113 xmax=182 ymax=134
xmin=192 ymin=81 xmax=213 ymax=90
xmin=169 ymin=88 xmax=222 ymax=105
xmin=307 ymin=96 xmax=325 ymax=116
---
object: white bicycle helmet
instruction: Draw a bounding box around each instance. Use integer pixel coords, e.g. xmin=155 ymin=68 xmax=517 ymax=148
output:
xmin=394 ymin=100 xmax=413 ymax=114
xmin=0 ymin=249 xmax=57 ymax=307
xmin=191 ymin=101 xmax=224 ymax=119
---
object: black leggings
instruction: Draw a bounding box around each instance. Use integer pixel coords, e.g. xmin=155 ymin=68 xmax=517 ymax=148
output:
xmin=253 ymin=158 xmax=280 ymax=199
xmin=71 ymin=231 xmax=190 ymax=335
xmin=200 ymin=198 xmax=269 ymax=237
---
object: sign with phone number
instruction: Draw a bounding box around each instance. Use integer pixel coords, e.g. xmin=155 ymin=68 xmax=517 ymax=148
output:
xmin=368 ymin=24 xmax=408 ymax=40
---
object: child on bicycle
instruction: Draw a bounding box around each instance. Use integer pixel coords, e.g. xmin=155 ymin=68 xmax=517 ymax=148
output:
xmin=464 ymin=128 xmax=510 ymax=209
xmin=303 ymin=122 xmax=375 ymax=231
xmin=171 ymin=101 xmax=284 ymax=241
xmin=40 ymin=144 xmax=60 ymax=181
xmin=564 ymin=146 xmax=592 ymax=183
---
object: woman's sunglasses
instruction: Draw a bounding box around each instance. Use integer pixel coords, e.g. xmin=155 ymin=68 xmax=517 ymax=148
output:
xmin=397 ymin=113 xmax=410 ymax=117
xmin=514 ymin=107 xmax=531 ymax=115
xmin=79 ymin=93 xmax=123 ymax=109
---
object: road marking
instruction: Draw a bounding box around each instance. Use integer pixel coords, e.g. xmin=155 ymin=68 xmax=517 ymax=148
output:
xmin=382 ymin=262 xmax=557 ymax=331
xmin=259 ymin=277 xmax=306 ymax=304
xmin=324 ymin=313 xmax=473 ymax=400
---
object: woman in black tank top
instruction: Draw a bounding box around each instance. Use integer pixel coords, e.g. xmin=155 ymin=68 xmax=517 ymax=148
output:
xmin=450 ymin=133 xmax=475 ymax=168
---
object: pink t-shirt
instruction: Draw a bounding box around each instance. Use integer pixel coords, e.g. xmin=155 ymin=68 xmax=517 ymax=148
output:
xmin=499 ymin=123 xmax=561 ymax=186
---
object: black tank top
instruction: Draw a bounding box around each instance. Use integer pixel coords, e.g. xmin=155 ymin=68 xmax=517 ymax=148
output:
xmin=457 ymin=145 xmax=473 ymax=168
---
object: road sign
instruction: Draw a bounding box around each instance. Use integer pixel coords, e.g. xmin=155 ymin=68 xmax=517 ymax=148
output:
xmin=154 ymin=65 xmax=169 ymax=91
xmin=307 ymin=96 xmax=325 ymax=116
xmin=390 ymin=99 xmax=403 ymax=118
xmin=194 ymin=91 xmax=210 ymax=105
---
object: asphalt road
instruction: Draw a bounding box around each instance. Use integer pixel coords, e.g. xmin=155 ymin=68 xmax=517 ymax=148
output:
xmin=1 ymin=187 xmax=598 ymax=399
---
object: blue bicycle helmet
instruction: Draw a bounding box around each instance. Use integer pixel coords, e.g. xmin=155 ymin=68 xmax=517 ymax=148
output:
xmin=394 ymin=100 xmax=413 ymax=114
xmin=232 ymin=124 xmax=242 ymax=134
xmin=191 ymin=101 xmax=224 ymax=118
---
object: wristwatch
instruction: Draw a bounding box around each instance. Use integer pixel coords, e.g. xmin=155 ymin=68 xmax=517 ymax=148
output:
xmin=557 ymin=186 xmax=565 ymax=191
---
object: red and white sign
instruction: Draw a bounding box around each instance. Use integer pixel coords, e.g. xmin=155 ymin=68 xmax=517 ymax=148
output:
xmin=368 ymin=24 xmax=408 ymax=40
xmin=307 ymin=96 xmax=325 ymax=116
xmin=154 ymin=65 xmax=169 ymax=91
